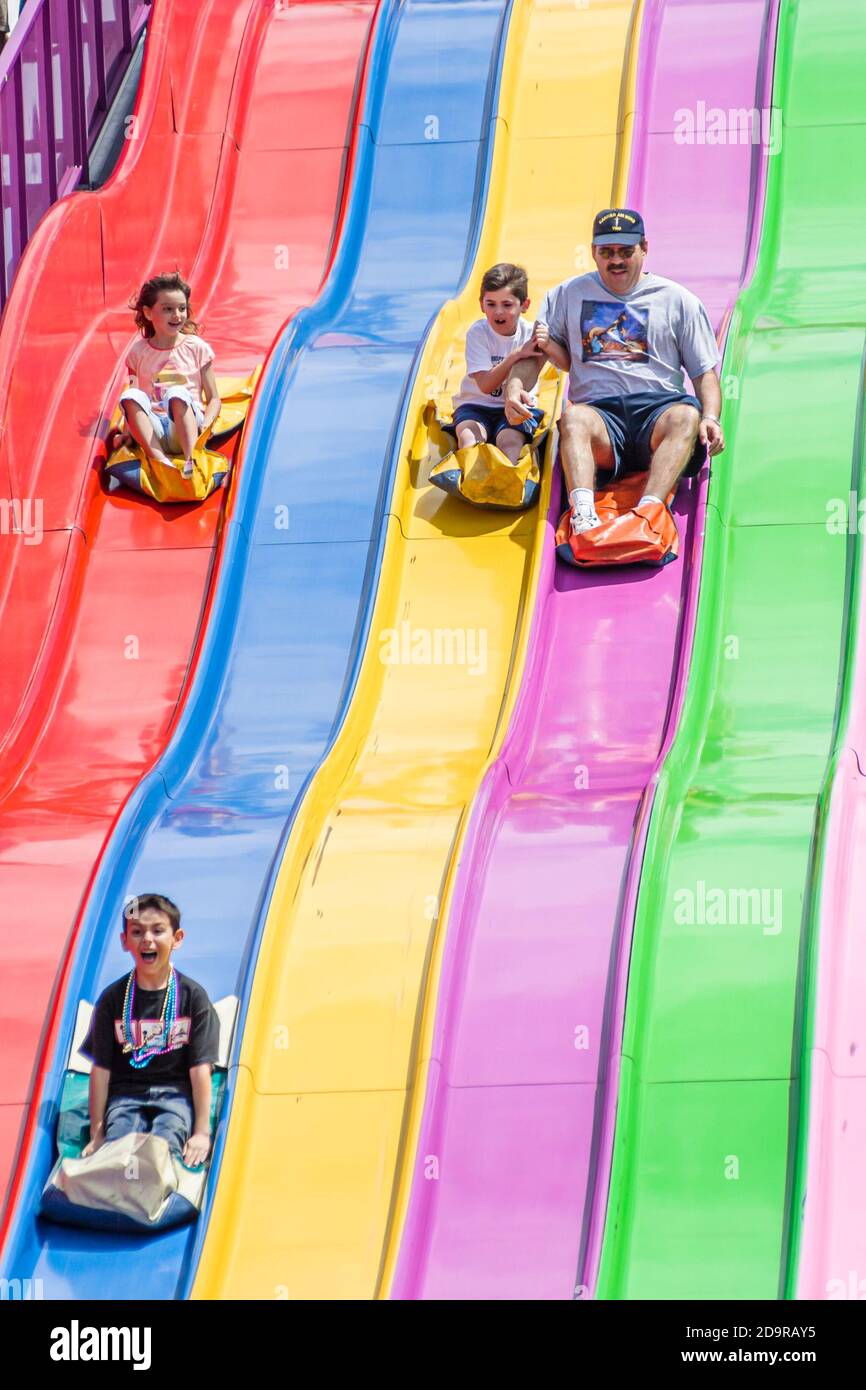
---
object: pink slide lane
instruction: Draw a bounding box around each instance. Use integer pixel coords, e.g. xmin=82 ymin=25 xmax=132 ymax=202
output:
xmin=796 ymin=572 xmax=866 ymax=1294
xmin=391 ymin=0 xmax=780 ymax=1301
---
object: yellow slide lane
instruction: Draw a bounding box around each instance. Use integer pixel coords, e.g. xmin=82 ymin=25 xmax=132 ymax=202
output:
xmin=193 ymin=0 xmax=639 ymax=1300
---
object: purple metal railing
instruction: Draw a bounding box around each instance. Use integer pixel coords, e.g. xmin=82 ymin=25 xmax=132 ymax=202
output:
xmin=0 ymin=0 xmax=151 ymax=310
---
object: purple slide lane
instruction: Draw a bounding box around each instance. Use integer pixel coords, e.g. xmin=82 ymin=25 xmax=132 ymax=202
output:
xmin=390 ymin=0 xmax=780 ymax=1301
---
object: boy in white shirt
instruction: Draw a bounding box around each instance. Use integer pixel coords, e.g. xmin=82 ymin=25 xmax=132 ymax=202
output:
xmin=451 ymin=263 xmax=545 ymax=463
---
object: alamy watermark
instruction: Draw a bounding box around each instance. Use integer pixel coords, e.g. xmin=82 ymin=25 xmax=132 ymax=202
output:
xmin=378 ymin=622 xmax=488 ymax=677
xmin=674 ymin=102 xmax=781 ymax=155
xmin=673 ymin=879 xmax=782 ymax=936
xmin=0 ymin=496 xmax=43 ymax=545
xmin=827 ymin=492 xmax=866 ymax=534
xmin=49 ymin=1320 xmax=151 ymax=1369
xmin=826 ymin=1270 xmax=866 ymax=1299
xmin=1 ymin=1277 xmax=44 ymax=1299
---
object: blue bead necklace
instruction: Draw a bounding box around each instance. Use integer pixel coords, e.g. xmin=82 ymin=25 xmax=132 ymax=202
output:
xmin=121 ymin=964 xmax=178 ymax=1068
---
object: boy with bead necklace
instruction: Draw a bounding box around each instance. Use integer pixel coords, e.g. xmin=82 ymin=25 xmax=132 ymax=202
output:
xmin=81 ymin=894 xmax=219 ymax=1168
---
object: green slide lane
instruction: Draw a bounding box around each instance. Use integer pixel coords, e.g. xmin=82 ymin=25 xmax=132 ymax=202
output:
xmin=596 ymin=0 xmax=866 ymax=1300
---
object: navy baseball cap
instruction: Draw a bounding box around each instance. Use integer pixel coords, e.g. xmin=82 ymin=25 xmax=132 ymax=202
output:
xmin=592 ymin=208 xmax=646 ymax=245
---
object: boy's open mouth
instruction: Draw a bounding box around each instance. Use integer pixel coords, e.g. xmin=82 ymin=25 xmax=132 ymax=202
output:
xmin=140 ymin=949 xmax=159 ymax=963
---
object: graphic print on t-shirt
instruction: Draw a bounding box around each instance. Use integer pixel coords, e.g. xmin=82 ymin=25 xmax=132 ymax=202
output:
xmin=488 ymin=355 xmax=505 ymax=397
xmin=113 ymin=1016 xmax=191 ymax=1050
xmin=581 ymin=301 xmax=648 ymax=363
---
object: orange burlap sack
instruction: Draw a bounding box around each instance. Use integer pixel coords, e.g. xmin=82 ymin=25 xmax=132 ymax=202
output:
xmin=555 ymin=471 xmax=679 ymax=567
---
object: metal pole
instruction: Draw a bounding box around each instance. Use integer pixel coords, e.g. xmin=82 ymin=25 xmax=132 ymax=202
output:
xmin=42 ymin=0 xmax=57 ymax=204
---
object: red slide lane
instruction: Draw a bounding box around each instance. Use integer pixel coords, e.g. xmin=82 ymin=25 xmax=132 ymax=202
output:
xmin=0 ymin=0 xmax=375 ymax=1209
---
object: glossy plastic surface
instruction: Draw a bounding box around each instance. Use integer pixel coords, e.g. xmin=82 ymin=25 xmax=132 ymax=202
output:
xmin=1 ymin=0 xmax=509 ymax=1300
xmin=597 ymin=0 xmax=862 ymax=1300
xmin=190 ymin=0 xmax=523 ymax=1300
xmin=387 ymin=0 xmax=778 ymax=1301
xmin=191 ymin=0 xmax=633 ymax=1301
xmin=783 ymin=2 xmax=866 ymax=1302
xmin=0 ymin=0 xmax=374 ymax=1268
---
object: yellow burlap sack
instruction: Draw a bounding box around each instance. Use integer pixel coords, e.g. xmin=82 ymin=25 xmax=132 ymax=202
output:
xmin=429 ymin=440 xmax=541 ymax=510
xmin=103 ymin=369 xmax=259 ymax=503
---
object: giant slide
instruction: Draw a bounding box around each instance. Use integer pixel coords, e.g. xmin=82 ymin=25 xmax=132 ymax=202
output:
xmin=3 ymin=0 xmax=859 ymax=1304
xmin=1 ymin=0 xmax=514 ymax=1300
xmin=596 ymin=0 xmax=866 ymax=1299
xmin=188 ymin=0 xmax=637 ymax=1300
xmin=0 ymin=0 xmax=378 ymax=1281
xmin=177 ymin=0 xmax=783 ymax=1301
xmin=388 ymin=0 xmax=781 ymax=1300
xmin=775 ymin=1 xmax=866 ymax=1302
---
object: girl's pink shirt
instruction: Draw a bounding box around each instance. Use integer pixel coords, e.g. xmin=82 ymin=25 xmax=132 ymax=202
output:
xmin=126 ymin=333 xmax=215 ymax=409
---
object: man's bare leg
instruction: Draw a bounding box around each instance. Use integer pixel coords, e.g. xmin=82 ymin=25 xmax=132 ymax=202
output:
xmin=559 ymin=405 xmax=615 ymax=532
xmin=558 ymin=405 xmax=615 ymax=492
xmin=643 ymin=403 xmax=700 ymax=501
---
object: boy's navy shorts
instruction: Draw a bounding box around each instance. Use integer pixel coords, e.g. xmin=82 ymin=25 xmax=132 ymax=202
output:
xmin=451 ymin=402 xmax=545 ymax=443
xmin=571 ymin=390 xmax=704 ymax=480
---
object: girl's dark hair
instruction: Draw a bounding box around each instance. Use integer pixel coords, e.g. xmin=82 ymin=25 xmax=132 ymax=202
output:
xmin=480 ymin=262 xmax=529 ymax=301
xmin=122 ymin=893 xmax=182 ymax=933
xmin=130 ymin=271 xmax=201 ymax=339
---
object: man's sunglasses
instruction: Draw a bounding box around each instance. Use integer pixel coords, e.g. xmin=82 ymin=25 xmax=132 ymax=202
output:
xmin=596 ymin=245 xmax=640 ymax=259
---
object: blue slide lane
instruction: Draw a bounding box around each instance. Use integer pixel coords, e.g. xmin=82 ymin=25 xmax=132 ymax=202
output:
xmin=1 ymin=0 xmax=512 ymax=1299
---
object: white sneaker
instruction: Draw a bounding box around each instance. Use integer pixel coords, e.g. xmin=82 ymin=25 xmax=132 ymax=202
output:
xmin=570 ymin=507 xmax=601 ymax=535
xmin=182 ymin=457 xmax=194 ymax=479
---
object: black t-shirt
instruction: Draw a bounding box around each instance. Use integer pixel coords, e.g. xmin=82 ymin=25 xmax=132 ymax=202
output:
xmin=81 ymin=970 xmax=220 ymax=1098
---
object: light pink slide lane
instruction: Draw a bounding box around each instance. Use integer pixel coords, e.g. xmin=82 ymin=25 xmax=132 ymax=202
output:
xmin=390 ymin=0 xmax=781 ymax=1301
xmin=796 ymin=674 xmax=866 ymax=1294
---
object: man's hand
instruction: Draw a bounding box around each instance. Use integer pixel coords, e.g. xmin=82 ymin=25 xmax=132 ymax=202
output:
xmin=532 ymin=321 xmax=571 ymax=372
xmin=82 ymin=1135 xmax=105 ymax=1158
xmin=532 ymin=322 xmax=551 ymax=354
xmin=183 ymin=1132 xmax=211 ymax=1168
xmin=700 ymin=415 xmax=725 ymax=456
xmin=504 ymin=386 xmax=535 ymax=426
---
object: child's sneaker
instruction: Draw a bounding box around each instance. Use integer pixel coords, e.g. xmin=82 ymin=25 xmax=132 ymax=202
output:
xmin=147 ymin=449 xmax=174 ymax=470
xmin=182 ymin=457 xmax=194 ymax=480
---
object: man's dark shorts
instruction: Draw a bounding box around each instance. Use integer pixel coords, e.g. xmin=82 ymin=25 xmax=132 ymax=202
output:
xmin=574 ymin=390 xmax=704 ymax=480
xmin=451 ymin=402 xmax=545 ymax=444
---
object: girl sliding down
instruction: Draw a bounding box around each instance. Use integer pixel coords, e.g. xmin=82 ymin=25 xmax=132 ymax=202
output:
xmin=114 ymin=272 xmax=220 ymax=479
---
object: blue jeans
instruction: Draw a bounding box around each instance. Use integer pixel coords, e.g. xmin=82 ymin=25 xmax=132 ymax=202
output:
xmin=104 ymin=1087 xmax=194 ymax=1159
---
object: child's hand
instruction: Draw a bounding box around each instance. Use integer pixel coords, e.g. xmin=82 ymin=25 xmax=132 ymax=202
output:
xmin=183 ymin=1132 xmax=211 ymax=1168
xmin=514 ymin=339 xmax=544 ymax=361
xmin=109 ymin=427 xmax=133 ymax=452
xmin=82 ymin=1135 xmax=105 ymax=1158
xmin=504 ymin=390 xmax=534 ymax=426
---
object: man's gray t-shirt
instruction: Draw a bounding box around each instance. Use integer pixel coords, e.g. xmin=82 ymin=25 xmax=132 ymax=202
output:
xmin=537 ymin=271 xmax=719 ymax=404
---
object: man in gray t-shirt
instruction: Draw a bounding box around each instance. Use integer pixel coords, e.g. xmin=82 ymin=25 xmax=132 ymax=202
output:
xmin=504 ymin=208 xmax=725 ymax=534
